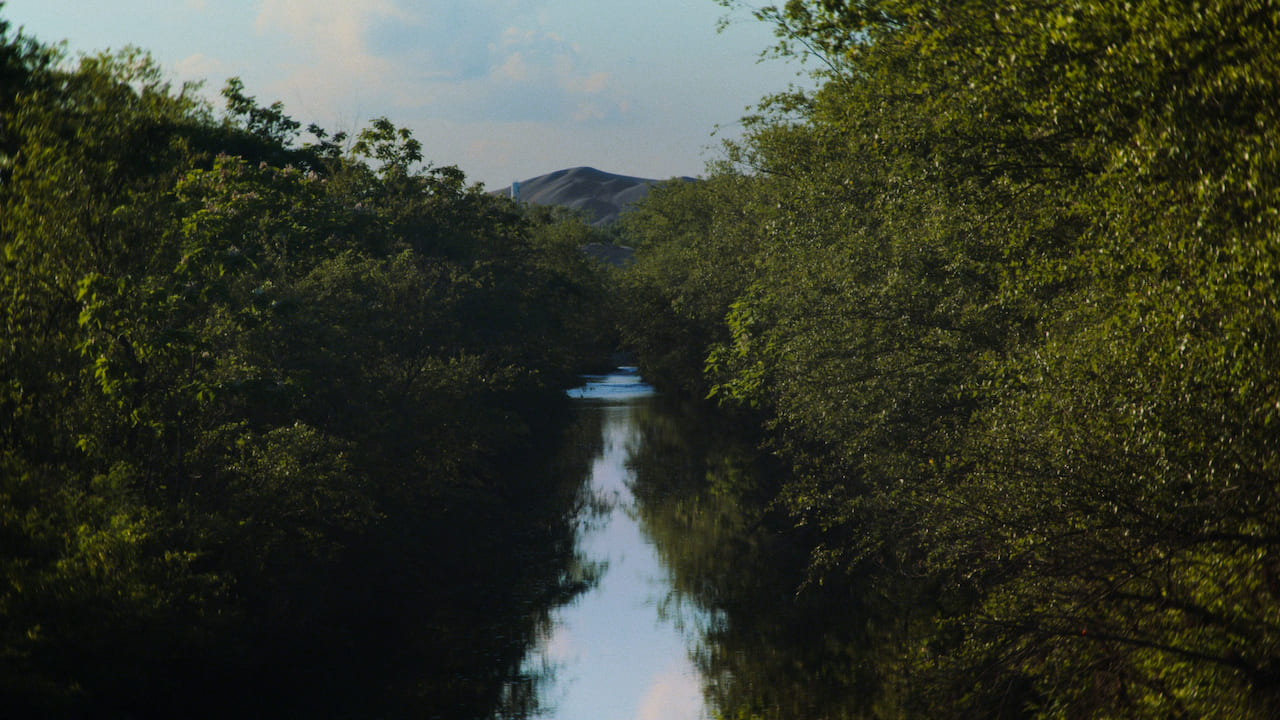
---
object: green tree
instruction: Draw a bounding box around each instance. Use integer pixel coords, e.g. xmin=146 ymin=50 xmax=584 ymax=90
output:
xmin=622 ymin=1 xmax=1280 ymax=716
xmin=1 ymin=21 xmax=614 ymax=715
xmin=618 ymin=173 xmax=770 ymax=395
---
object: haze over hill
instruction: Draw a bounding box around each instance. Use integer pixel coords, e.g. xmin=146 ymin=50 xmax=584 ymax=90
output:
xmin=497 ymin=166 xmax=695 ymax=226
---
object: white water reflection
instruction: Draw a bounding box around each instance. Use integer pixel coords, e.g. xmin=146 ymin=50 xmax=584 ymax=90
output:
xmin=564 ymin=366 xmax=655 ymax=401
xmin=534 ymin=369 xmax=704 ymax=720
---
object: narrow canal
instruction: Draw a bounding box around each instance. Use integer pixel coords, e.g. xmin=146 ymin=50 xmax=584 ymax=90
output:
xmin=523 ymin=367 xmax=863 ymax=720
xmin=531 ymin=368 xmax=706 ymax=720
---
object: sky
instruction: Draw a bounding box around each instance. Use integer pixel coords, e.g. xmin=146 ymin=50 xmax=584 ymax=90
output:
xmin=2 ymin=0 xmax=808 ymax=190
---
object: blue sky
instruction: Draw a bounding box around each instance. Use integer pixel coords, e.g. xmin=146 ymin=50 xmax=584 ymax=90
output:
xmin=2 ymin=0 xmax=807 ymax=189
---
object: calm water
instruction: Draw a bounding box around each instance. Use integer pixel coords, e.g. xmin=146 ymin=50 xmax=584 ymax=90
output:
xmin=531 ymin=369 xmax=707 ymax=720
xmin=525 ymin=368 xmax=869 ymax=720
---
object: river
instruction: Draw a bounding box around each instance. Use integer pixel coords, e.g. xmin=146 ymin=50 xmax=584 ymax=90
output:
xmin=517 ymin=367 xmax=871 ymax=720
xmin=531 ymin=367 xmax=707 ymax=720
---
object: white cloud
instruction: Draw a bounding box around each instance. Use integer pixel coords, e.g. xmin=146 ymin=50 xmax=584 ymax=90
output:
xmin=499 ymin=26 xmax=538 ymax=47
xmin=573 ymin=103 xmax=606 ymax=122
xmin=173 ymin=52 xmax=229 ymax=83
xmin=251 ymin=0 xmax=411 ymax=111
xmin=496 ymin=52 xmax=531 ymax=82
xmin=256 ymin=0 xmax=391 ymax=54
xmin=471 ymin=26 xmax=626 ymax=125
xmin=571 ymin=71 xmax=611 ymax=94
xmin=255 ymin=0 xmax=409 ymax=48
xmin=246 ymin=2 xmax=623 ymax=123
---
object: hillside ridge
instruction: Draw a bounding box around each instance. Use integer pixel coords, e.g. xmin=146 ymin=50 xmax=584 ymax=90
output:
xmin=497 ymin=166 xmax=695 ymax=226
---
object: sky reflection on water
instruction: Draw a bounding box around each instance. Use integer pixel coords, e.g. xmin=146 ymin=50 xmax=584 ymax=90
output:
xmin=564 ymin=367 xmax=656 ymax=402
xmin=535 ymin=370 xmax=703 ymax=720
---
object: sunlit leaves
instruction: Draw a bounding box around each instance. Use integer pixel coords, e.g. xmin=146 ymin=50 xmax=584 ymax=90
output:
xmin=1 ymin=22 xmax=612 ymax=716
xmin=627 ymin=0 xmax=1280 ymax=716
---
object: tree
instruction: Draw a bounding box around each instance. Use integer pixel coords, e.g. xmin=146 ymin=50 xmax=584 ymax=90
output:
xmin=623 ymin=1 xmax=1280 ymax=716
xmin=1 ymin=23 xmax=614 ymax=715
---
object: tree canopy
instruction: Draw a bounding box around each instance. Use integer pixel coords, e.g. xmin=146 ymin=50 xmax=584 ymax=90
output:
xmin=0 ymin=17 xmax=614 ymax=717
xmin=619 ymin=1 xmax=1280 ymax=717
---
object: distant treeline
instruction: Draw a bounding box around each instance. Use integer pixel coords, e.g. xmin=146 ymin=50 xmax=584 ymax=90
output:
xmin=1 ymin=13 xmax=616 ymax=718
xmin=616 ymin=1 xmax=1280 ymax=718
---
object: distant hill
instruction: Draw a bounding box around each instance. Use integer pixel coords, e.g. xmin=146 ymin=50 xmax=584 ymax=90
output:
xmin=495 ymin=166 xmax=695 ymax=227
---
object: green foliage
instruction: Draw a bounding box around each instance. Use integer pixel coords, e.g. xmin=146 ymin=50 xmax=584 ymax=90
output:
xmin=352 ymin=116 xmax=423 ymax=176
xmin=622 ymin=1 xmax=1280 ymax=717
xmin=221 ymin=77 xmax=299 ymax=146
xmin=1 ymin=21 xmax=613 ymax=717
xmin=617 ymin=173 xmax=772 ymax=396
xmin=629 ymin=399 xmax=895 ymax=720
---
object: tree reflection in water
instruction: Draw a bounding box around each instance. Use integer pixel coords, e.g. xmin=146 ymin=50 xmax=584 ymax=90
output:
xmin=627 ymin=398 xmax=902 ymax=720
xmin=484 ymin=405 xmax=611 ymax=720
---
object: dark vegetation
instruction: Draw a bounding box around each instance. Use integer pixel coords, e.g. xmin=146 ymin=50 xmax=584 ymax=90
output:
xmin=0 ymin=12 xmax=615 ymax=718
xmin=5 ymin=0 xmax=1279 ymax=718
xmin=616 ymin=1 xmax=1280 ymax=718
